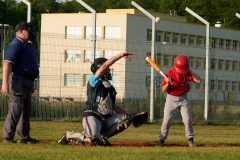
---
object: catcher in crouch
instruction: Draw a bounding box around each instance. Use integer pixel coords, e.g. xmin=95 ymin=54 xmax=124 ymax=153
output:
xmin=58 ymin=52 xmax=149 ymax=146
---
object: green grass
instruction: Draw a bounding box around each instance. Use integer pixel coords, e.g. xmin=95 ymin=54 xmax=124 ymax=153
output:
xmin=0 ymin=121 xmax=240 ymax=160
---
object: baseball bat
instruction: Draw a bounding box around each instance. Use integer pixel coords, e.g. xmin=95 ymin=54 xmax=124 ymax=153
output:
xmin=146 ymin=57 xmax=173 ymax=85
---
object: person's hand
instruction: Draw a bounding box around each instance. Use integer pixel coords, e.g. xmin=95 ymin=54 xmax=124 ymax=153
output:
xmin=1 ymin=83 xmax=9 ymax=96
xmin=120 ymin=52 xmax=134 ymax=61
xmin=165 ymin=77 xmax=171 ymax=85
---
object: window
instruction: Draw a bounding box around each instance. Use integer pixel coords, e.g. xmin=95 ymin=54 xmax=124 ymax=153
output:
xmin=181 ymin=34 xmax=187 ymax=45
xmin=110 ymin=75 xmax=120 ymax=87
xmin=66 ymin=26 xmax=82 ymax=39
xmin=211 ymin=80 xmax=216 ymax=91
xmin=156 ymin=30 xmax=162 ymax=42
xmin=219 ymin=60 xmax=224 ymax=70
xmin=146 ymin=53 xmax=151 ymax=64
xmin=226 ymin=40 xmax=229 ymax=50
xmin=34 ymin=79 xmax=38 ymax=91
xmin=190 ymin=82 xmax=194 ymax=90
xmin=225 ymin=81 xmax=230 ymax=91
xmin=105 ymin=51 xmax=121 ymax=63
xmin=211 ymin=59 xmax=216 ymax=70
xmin=218 ymin=80 xmax=223 ymax=91
xmin=233 ymin=40 xmax=236 ymax=51
xmin=166 ymin=32 xmax=171 ymax=44
xmin=233 ymin=61 xmax=237 ymax=71
xmin=173 ymin=33 xmax=179 ymax=44
xmin=146 ymin=76 xmax=150 ymax=88
xmin=197 ymin=36 xmax=202 ymax=47
xmin=190 ymin=57 xmax=195 ymax=68
xmin=202 ymin=79 xmax=205 ymax=90
xmin=164 ymin=55 xmax=170 ymax=66
xmin=219 ymin=39 xmax=223 ymax=49
xmin=155 ymin=76 xmax=161 ymax=89
xmin=66 ymin=50 xmax=81 ymax=62
xmin=157 ymin=53 xmax=161 ymax=65
xmin=84 ymin=74 xmax=91 ymax=86
xmin=172 ymin=55 xmax=178 ymax=66
xmin=189 ymin=35 xmax=195 ymax=46
xmin=226 ymin=60 xmax=231 ymax=71
xmin=86 ymin=27 xmax=101 ymax=39
xmin=105 ymin=27 xmax=121 ymax=39
xmin=85 ymin=50 xmax=101 ymax=62
xmin=212 ymin=38 xmax=216 ymax=49
xmin=204 ymin=58 xmax=206 ymax=69
xmin=147 ymin=29 xmax=152 ymax=41
xmin=232 ymin=81 xmax=237 ymax=92
xmin=196 ymin=57 xmax=202 ymax=69
xmin=65 ymin=74 xmax=81 ymax=86
xmin=196 ymin=83 xmax=201 ymax=90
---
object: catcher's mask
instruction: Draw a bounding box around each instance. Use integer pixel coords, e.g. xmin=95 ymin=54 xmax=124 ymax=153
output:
xmin=91 ymin=58 xmax=112 ymax=80
xmin=15 ymin=22 xmax=37 ymax=41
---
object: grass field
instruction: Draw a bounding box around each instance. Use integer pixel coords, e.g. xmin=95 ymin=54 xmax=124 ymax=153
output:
xmin=0 ymin=120 xmax=240 ymax=160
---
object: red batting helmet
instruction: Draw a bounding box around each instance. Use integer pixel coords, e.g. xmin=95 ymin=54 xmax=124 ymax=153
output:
xmin=174 ymin=55 xmax=189 ymax=74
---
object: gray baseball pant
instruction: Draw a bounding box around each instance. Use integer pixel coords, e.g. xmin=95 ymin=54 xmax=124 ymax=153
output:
xmin=159 ymin=93 xmax=194 ymax=141
xmin=2 ymin=73 xmax=34 ymax=141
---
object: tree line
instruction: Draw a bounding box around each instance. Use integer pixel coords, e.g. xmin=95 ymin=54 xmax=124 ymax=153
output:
xmin=0 ymin=0 xmax=240 ymax=31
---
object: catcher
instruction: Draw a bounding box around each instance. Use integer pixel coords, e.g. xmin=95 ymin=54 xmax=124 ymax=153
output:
xmin=58 ymin=52 xmax=149 ymax=146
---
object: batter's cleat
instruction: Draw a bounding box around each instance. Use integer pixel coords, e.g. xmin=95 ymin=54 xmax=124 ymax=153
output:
xmin=17 ymin=138 xmax=39 ymax=144
xmin=189 ymin=138 xmax=196 ymax=147
xmin=58 ymin=131 xmax=70 ymax=145
xmin=155 ymin=140 xmax=164 ymax=147
xmin=101 ymin=138 xmax=112 ymax=147
xmin=2 ymin=138 xmax=16 ymax=143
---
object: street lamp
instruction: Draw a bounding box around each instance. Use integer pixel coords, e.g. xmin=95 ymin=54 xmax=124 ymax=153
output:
xmin=0 ymin=24 xmax=10 ymax=67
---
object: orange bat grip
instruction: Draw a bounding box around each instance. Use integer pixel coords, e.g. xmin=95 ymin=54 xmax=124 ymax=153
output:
xmin=146 ymin=57 xmax=160 ymax=72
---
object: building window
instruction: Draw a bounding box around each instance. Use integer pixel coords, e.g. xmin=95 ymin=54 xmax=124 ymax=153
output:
xmin=225 ymin=81 xmax=230 ymax=91
xmin=197 ymin=36 xmax=202 ymax=47
xmin=164 ymin=55 xmax=170 ymax=66
xmin=105 ymin=27 xmax=121 ymax=39
xmin=85 ymin=50 xmax=101 ymax=62
xmin=66 ymin=26 xmax=82 ymax=39
xmin=173 ymin=33 xmax=179 ymax=44
xmin=233 ymin=61 xmax=237 ymax=71
xmin=196 ymin=83 xmax=201 ymax=90
xmin=204 ymin=58 xmax=206 ymax=69
xmin=189 ymin=57 xmax=195 ymax=68
xmin=226 ymin=60 xmax=231 ymax=71
xmin=212 ymin=38 xmax=216 ymax=49
xmin=105 ymin=51 xmax=121 ymax=63
xmin=190 ymin=82 xmax=194 ymax=90
xmin=211 ymin=80 xmax=216 ymax=91
xmin=218 ymin=80 xmax=223 ymax=91
xmin=181 ymin=34 xmax=187 ymax=45
xmin=146 ymin=76 xmax=150 ymax=88
xmin=34 ymin=79 xmax=38 ymax=91
xmin=233 ymin=40 xmax=236 ymax=51
xmin=157 ymin=53 xmax=161 ymax=65
xmin=155 ymin=76 xmax=161 ymax=89
xmin=147 ymin=29 xmax=152 ymax=41
xmin=189 ymin=35 xmax=195 ymax=46
xmin=156 ymin=30 xmax=162 ymax=42
xmin=172 ymin=55 xmax=178 ymax=66
xmin=232 ymin=81 xmax=237 ymax=92
xmin=65 ymin=74 xmax=81 ymax=86
xmin=84 ymin=74 xmax=91 ymax=86
xmin=146 ymin=53 xmax=151 ymax=64
xmin=202 ymin=79 xmax=205 ymax=90
xmin=211 ymin=59 xmax=216 ymax=70
xmin=226 ymin=40 xmax=229 ymax=50
xmin=110 ymin=75 xmax=120 ymax=87
xmin=86 ymin=27 xmax=101 ymax=39
xmin=196 ymin=57 xmax=202 ymax=69
xmin=219 ymin=60 xmax=224 ymax=70
xmin=166 ymin=32 xmax=171 ymax=44
xmin=219 ymin=39 xmax=223 ymax=49
xmin=66 ymin=50 xmax=81 ymax=62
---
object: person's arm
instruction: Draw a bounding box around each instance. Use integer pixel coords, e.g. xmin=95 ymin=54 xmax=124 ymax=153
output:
xmin=1 ymin=62 xmax=12 ymax=95
xmin=113 ymin=105 xmax=127 ymax=114
xmin=189 ymin=70 xmax=202 ymax=83
xmin=162 ymin=77 xmax=171 ymax=93
xmin=95 ymin=52 xmax=134 ymax=79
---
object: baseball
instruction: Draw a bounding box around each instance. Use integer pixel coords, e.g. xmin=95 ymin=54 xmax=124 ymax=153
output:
xmin=155 ymin=17 xmax=160 ymax=23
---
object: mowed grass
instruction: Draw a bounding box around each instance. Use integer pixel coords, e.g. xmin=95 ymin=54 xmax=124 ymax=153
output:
xmin=0 ymin=121 xmax=240 ymax=160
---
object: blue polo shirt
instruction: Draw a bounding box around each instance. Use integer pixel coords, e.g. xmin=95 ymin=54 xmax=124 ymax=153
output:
xmin=4 ymin=37 xmax=39 ymax=79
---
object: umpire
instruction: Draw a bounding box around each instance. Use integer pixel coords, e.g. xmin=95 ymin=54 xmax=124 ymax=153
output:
xmin=1 ymin=22 xmax=39 ymax=143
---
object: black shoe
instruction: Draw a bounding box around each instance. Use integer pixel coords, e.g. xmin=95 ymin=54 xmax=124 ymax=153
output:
xmin=155 ymin=140 xmax=164 ymax=147
xmin=58 ymin=131 xmax=70 ymax=145
xmin=18 ymin=138 xmax=39 ymax=144
xmin=101 ymin=138 xmax=112 ymax=147
xmin=2 ymin=138 xmax=16 ymax=143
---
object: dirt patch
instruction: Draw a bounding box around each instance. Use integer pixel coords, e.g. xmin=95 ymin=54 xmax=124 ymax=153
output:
xmin=38 ymin=141 xmax=240 ymax=147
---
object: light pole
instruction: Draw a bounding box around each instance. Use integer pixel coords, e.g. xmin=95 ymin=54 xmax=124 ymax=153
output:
xmin=0 ymin=24 xmax=9 ymax=67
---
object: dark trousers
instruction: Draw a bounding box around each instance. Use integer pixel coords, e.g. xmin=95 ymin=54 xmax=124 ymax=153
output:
xmin=2 ymin=73 xmax=34 ymax=140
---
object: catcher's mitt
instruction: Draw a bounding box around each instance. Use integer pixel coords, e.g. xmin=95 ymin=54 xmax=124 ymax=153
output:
xmin=132 ymin=111 xmax=149 ymax=128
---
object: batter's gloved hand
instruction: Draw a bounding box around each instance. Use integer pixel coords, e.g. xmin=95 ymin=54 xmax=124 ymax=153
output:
xmin=132 ymin=111 xmax=149 ymax=128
